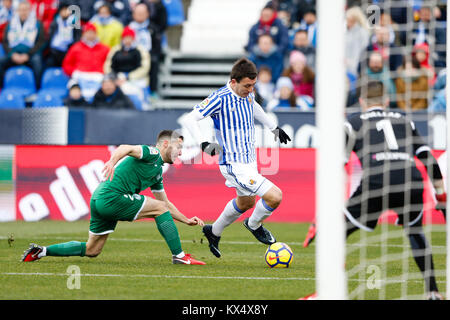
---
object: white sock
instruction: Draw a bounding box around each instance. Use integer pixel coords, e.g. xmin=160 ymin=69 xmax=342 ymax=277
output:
xmin=175 ymin=251 xmax=185 ymax=258
xmin=247 ymin=199 xmax=275 ymax=230
xmin=37 ymin=246 xmax=47 ymax=258
xmin=212 ymin=199 xmax=244 ymax=236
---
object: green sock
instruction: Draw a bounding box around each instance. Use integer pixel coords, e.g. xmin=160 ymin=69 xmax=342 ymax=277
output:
xmin=46 ymin=241 xmax=86 ymax=257
xmin=155 ymin=211 xmax=183 ymax=256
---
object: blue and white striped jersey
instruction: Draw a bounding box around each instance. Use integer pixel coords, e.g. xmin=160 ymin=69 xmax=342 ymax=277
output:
xmin=193 ymin=82 xmax=258 ymax=165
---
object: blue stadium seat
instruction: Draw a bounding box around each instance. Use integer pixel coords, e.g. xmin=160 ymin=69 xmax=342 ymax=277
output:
xmin=0 ymin=90 xmax=26 ymax=109
xmin=33 ymin=90 xmax=64 ymax=108
xmin=3 ymin=66 xmax=36 ymax=97
xmin=127 ymin=94 xmax=143 ymax=110
xmin=0 ymin=45 xmax=4 ymax=58
xmin=41 ymin=67 xmax=69 ymax=97
xmin=162 ymin=0 xmax=185 ymax=26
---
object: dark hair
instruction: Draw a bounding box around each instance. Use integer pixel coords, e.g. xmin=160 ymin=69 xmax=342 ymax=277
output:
xmin=282 ymin=65 xmax=315 ymax=84
xmin=58 ymin=0 xmax=70 ymax=11
xmin=263 ymin=1 xmax=276 ymax=10
xmin=304 ymin=8 xmax=316 ymax=16
xmin=258 ymin=33 xmax=274 ymax=43
xmin=295 ymin=28 xmax=308 ymax=36
xmin=359 ymin=80 xmax=385 ymax=105
xmin=157 ymin=130 xmax=184 ymax=143
xmin=230 ymin=57 xmax=258 ymax=83
xmin=98 ymin=2 xmax=112 ymax=13
xmin=258 ymin=65 xmax=272 ymax=75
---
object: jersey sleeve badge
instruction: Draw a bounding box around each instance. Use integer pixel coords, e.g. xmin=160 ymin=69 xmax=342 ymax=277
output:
xmin=149 ymin=146 xmax=159 ymax=155
xmin=200 ymin=98 xmax=210 ymax=108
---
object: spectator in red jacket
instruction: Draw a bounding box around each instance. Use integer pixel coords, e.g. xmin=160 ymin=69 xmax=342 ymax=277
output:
xmin=412 ymin=42 xmax=436 ymax=85
xmin=62 ymin=22 xmax=110 ymax=100
xmin=246 ymin=2 xmax=289 ymax=56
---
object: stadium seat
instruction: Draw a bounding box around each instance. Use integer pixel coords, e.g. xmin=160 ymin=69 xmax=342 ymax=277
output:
xmin=0 ymin=45 xmax=4 ymax=58
xmin=33 ymin=90 xmax=64 ymax=108
xmin=128 ymin=94 xmax=143 ymax=110
xmin=162 ymin=0 xmax=185 ymax=26
xmin=0 ymin=90 xmax=26 ymax=109
xmin=3 ymin=66 xmax=36 ymax=97
xmin=41 ymin=68 xmax=69 ymax=98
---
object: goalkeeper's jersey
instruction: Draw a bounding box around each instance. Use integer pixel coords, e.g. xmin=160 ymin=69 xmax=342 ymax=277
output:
xmin=345 ymin=106 xmax=430 ymax=186
xmin=93 ymin=145 xmax=164 ymax=199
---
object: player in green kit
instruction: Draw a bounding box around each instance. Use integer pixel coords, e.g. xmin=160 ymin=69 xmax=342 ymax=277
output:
xmin=22 ymin=130 xmax=206 ymax=265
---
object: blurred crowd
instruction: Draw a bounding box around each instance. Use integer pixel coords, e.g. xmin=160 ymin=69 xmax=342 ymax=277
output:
xmin=0 ymin=0 xmax=168 ymax=109
xmin=0 ymin=0 xmax=447 ymax=112
xmin=246 ymin=0 xmax=448 ymax=112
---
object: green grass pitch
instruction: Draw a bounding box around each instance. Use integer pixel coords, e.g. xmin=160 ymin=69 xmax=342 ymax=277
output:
xmin=0 ymin=220 xmax=446 ymax=300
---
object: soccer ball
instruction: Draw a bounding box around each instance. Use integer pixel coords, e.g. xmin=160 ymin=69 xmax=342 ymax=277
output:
xmin=265 ymin=242 xmax=293 ymax=268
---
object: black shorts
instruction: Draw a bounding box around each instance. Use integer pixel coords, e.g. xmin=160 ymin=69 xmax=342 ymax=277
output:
xmin=345 ymin=182 xmax=424 ymax=231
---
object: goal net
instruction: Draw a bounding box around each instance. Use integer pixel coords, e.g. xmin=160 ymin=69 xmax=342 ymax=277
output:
xmin=316 ymin=0 xmax=448 ymax=300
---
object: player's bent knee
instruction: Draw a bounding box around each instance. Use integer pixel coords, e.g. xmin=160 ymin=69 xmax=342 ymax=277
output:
xmin=86 ymin=252 xmax=100 ymax=258
xmin=264 ymin=187 xmax=282 ymax=208
xmin=236 ymin=197 xmax=256 ymax=212
xmin=139 ymin=199 xmax=169 ymax=219
xmin=155 ymin=200 xmax=169 ymax=215
xmin=85 ymin=248 xmax=102 ymax=258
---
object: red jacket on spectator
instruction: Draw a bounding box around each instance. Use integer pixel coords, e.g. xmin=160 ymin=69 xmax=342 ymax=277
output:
xmin=0 ymin=23 xmax=7 ymax=42
xmin=29 ymin=0 xmax=58 ymax=34
xmin=62 ymin=40 xmax=110 ymax=76
xmin=412 ymin=42 xmax=436 ymax=86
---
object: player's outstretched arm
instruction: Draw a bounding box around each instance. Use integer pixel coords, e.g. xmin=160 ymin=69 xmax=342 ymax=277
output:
xmin=253 ymin=101 xmax=291 ymax=144
xmin=102 ymin=144 xmax=142 ymax=181
xmin=153 ymin=190 xmax=205 ymax=226
xmin=182 ymin=110 xmax=223 ymax=156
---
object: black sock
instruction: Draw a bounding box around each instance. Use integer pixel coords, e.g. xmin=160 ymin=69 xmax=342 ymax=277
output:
xmin=408 ymin=231 xmax=438 ymax=293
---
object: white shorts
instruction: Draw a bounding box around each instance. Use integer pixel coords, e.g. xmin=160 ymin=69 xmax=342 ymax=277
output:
xmin=219 ymin=162 xmax=274 ymax=197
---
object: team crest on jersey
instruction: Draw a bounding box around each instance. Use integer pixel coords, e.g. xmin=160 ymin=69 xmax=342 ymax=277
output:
xmin=249 ymin=179 xmax=256 ymax=185
xmin=200 ymin=98 xmax=210 ymax=108
xmin=247 ymin=97 xmax=253 ymax=104
xmin=149 ymin=146 xmax=159 ymax=155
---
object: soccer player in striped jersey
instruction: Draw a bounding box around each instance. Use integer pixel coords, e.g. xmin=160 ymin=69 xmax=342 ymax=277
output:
xmin=184 ymin=57 xmax=291 ymax=258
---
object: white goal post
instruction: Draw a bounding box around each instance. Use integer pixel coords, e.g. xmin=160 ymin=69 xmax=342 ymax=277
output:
xmin=316 ymin=0 xmax=348 ymax=300
xmin=446 ymin=0 xmax=450 ymax=301
xmin=316 ymin=0 xmax=450 ymax=300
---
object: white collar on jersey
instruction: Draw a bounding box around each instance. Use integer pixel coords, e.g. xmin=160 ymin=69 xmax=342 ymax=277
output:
xmin=227 ymin=81 xmax=246 ymax=100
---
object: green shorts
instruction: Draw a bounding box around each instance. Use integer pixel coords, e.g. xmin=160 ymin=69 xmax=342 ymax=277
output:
xmin=89 ymin=193 xmax=147 ymax=235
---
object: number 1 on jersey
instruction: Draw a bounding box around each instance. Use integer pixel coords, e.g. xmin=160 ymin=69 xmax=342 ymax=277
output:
xmin=376 ymin=119 xmax=399 ymax=150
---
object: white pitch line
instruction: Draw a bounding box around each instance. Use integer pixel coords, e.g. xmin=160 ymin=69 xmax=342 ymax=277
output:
xmin=0 ymin=235 xmax=303 ymax=246
xmin=1 ymin=235 xmax=446 ymax=249
xmin=1 ymin=272 xmax=446 ymax=285
xmin=1 ymin=272 xmax=312 ymax=282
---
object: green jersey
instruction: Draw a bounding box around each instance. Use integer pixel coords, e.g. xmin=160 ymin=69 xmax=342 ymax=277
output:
xmin=93 ymin=145 xmax=165 ymax=200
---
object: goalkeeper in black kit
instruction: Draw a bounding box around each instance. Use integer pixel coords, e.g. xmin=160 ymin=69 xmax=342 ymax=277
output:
xmin=303 ymin=80 xmax=446 ymax=300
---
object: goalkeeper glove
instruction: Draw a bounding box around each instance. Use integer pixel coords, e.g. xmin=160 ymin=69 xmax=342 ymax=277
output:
xmin=201 ymin=141 xmax=222 ymax=156
xmin=272 ymin=126 xmax=291 ymax=144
